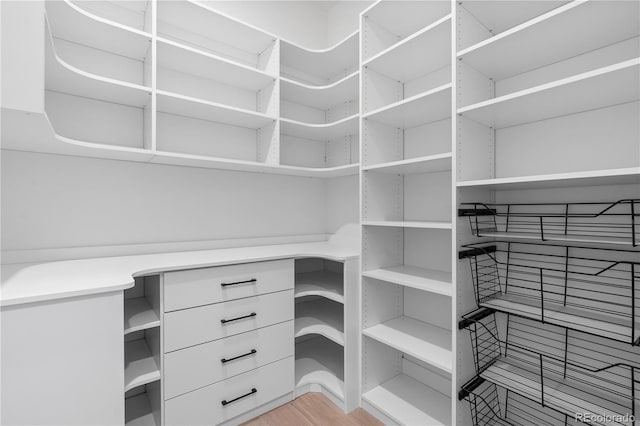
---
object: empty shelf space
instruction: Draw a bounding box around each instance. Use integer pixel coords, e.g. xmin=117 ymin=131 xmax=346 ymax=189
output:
xmin=295 ymin=299 xmax=344 ymax=346
xmin=125 ymin=340 xmax=160 ymax=392
xmin=363 ymin=266 xmax=452 ymax=297
xmin=363 ymin=153 xmax=452 ymax=174
xmin=280 ymin=115 xmax=358 ymax=142
xmin=156 ymin=38 xmax=276 ymax=92
xmin=458 ymin=58 xmax=640 ymax=128
xmin=362 ymin=220 xmax=452 ymax=230
xmin=280 ymin=72 xmax=359 ymax=111
xmin=124 ymin=298 xmax=159 ymax=335
xmin=125 ymin=393 xmax=158 ymax=426
xmin=363 ymin=85 xmax=452 ymax=128
xmin=363 ymin=374 xmax=451 ymax=426
xmin=295 ymin=271 xmax=344 ymax=304
xmin=46 ymin=0 xmax=151 ymax=60
xmin=364 ymin=15 xmax=451 ymax=83
xmin=458 ymin=1 xmax=640 ymax=80
xmin=156 ymin=91 xmax=275 ymax=129
xmin=475 ymin=230 xmax=637 ymax=247
xmin=295 ymin=337 xmax=344 ymax=399
xmin=363 ymin=316 xmax=452 ymax=373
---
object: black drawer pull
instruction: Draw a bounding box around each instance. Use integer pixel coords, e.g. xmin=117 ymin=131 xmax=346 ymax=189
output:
xmin=221 ymin=388 xmax=257 ymax=406
xmin=221 ymin=349 xmax=257 ymax=364
xmin=221 ymin=312 xmax=256 ymax=324
xmin=220 ymin=278 xmax=257 ymax=287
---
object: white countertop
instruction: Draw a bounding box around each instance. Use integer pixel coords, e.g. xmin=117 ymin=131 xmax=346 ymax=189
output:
xmin=1 ymin=241 xmax=359 ymax=307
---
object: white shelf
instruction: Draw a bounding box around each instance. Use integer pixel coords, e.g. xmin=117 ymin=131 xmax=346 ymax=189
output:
xmin=362 ymin=220 xmax=452 ymax=230
xmin=457 ymin=167 xmax=640 ymax=190
xmin=363 ymin=85 xmax=451 ymax=128
xmin=281 ymin=32 xmax=359 ymax=84
xmin=364 ymin=15 xmax=451 ymax=83
xmin=475 ymin=230 xmax=637 ymax=247
xmin=45 ymin=27 xmax=151 ymax=108
xmin=124 ymin=340 xmax=160 ymax=392
xmin=295 ymin=337 xmax=344 ymax=399
xmin=156 ymin=90 xmax=275 ymax=129
xmin=363 ymin=316 xmax=452 ymax=373
xmin=295 ymin=299 xmax=344 ymax=346
xmin=124 ymin=298 xmax=159 ymax=335
xmin=458 ymin=58 xmax=640 ymax=128
xmin=363 ymin=374 xmax=451 ymax=426
xmin=458 ymin=1 xmax=640 ymax=80
xmin=46 ymin=0 xmax=151 ymax=60
xmin=280 ymin=115 xmax=359 ymax=142
xmin=295 ymin=271 xmax=344 ymax=304
xmin=363 ymin=153 xmax=452 ymax=175
xmin=280 ymin=72 xmax=359 ymax=111
xmin=157 ymin=37 xmax=276 ymax=92
xmin=125 ymin=393 xmax=158 ymax=426
xmin=363 ymin=266 xmax=452 ymax=297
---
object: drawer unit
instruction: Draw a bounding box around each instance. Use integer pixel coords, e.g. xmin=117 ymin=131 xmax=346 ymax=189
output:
xmin=164 ymin=321 xmax=294 ymax=399
xmin=165 ymin=356 xmax=294 ymax=426
xmin=164 ymin=259 xmax=294 ymax=312
xmin=164 ymin=290 xmax=294 ymax=352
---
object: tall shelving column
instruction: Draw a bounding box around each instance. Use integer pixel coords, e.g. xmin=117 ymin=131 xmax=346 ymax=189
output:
xmin=359 ymin=1 xmax=455 ymax=424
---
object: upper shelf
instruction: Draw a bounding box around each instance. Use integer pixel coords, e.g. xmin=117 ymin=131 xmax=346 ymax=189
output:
xmin=124 ymin=298 xmax=159 ymax=335
xmin=46 ymin=0 xmax=151 ymax=61
xmin=458 ymin=58 xmax=640 ymax=129
xmin=295 ymin=299 xmax=344 ymax=346
xmin=295 ymin=271 xmax=344 ymax=304
xmin=364 ymin=15 xmax=451 ymax=83
xmin=363 ymin=153 xmax=452 ymax=175
xmin=281 ymin=32 xmax=359 ymax=85
xmin=280 ymin=72 xmax=359 ymax=111
xmin=364 ymin=85 xmax=452 ymax=129
xmin=363 ymin=266 xmax=452 ymax=297
xmin=280 ymin=115 xmax=359 ymax=142
xmin=458 ymin=1 xmax=640 ymax=80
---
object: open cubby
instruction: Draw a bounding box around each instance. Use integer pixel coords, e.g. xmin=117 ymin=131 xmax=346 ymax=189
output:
xmin=295 ymin=258 xmax=345 ymax=304
xmin=296 ymin=335 xmax=345 ymax=401
xmin=125 ymin=382 xmax=161 ymax=426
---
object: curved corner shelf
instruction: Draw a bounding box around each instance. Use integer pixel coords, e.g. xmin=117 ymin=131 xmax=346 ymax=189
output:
xmin=125 ymin=393 xmax=159 ymax=426
xmin=458 ymin=1 xmax=640 ymax=80
xmin=280 ymin=72 xmax=359 ymax=111
xmin=363 ymin=266 xmax=452 ymax=297
xmin=280 ymin=115 xmax=359 ymax=141
xmin=457 ymin=58 xmax=640 ymax=129
xmin=46 ymin=0 xmax=151 ymax=60
xmin=124 ymin=340 xmax=160 ymax=392
xmin=295 ymin=299 xmax=344 ymax=346
xmin=124 ymin=298 xmax=160 ymax=335
xmin=45 ymin=27 xmax=151 ymax=108
xmin=295 ymin=336 xmax=345 ymax=400
xmin=363 ymin=153 xmax=452 ymax=175
xmin=295 ymin=271 xmax=344 ymax=304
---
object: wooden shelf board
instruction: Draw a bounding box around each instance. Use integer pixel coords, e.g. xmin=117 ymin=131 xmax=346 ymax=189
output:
xmin=125 ymin=393 xmax=158 ymax=426
xmin=124 ymin=297 xmax=159 ymax=335
xmin=363 ymin=85 xmax=452 ymax=129
xmin=458 ymin=59 xmax=640 ymax=129
xmin=364 ymin=2 xmax=451 ymax=42
xmin=363 ymin=266 xmax=452 ymax=297
xmin=363 ymin=153 xmax=452 ymax=175
xmin=457 ymin=167 xmax=640 ymax=190
xmin=46 ymin=0 xmax=151 ymax=60
xmin=362 ymin=220 xmax=452 ymax=230
xmin=363 ymin=316 xmax=452 ymax=373
xmin=295 ymin=299 xmax=344 ymax=346
xmin=363 ymin=374 xmax=451 ymax=426
xmin=124 ymin=340 xmax=160 ymax=392
xmin=295 ymin=271 xmax=344 ymax=304
xmin=280 ymin=115 xmax=359 ymax=142
xmin=364 ymin=15 xmax=451 ymax=83
xmin=157 ymin=37 xmax=276 ymax=92
xmin=458 ymin=1 xmax=640 ymax=80
xmin=295 ymin=337 xmax=344 ymax=399
xmin=156 ymin=90 xmax=275 ymax=129
xmin=280 ymin=72 xmax=359 ymax=110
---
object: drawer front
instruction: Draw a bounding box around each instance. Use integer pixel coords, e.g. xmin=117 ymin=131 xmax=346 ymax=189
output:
xmin=164 ymin=259 xmax=294 ymax=312
xmin=164 ymin=290 xmax=294 ymax=352
xmin=165 ymin=356 xmax=294 ymax=426
xmin=164 ymin=321 xmax=294 ymax=399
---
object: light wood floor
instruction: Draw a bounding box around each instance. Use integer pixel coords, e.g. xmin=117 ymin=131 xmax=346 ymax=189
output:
xmin=241 ymin=393 xmax=383 ymax=426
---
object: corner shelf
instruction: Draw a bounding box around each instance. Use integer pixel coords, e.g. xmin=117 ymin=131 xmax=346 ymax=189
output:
xmin=125 ymin=393 xmax=159 ymax=426
xmin=295 ymin=271 xmax=344 ymax=304
xmin=363 ymin=266 xmax=452 ymax=297
xmin=362 ymin=220 xmax=452 ymax=230
xmin=295 ymin=299 xmax=344 ymax=346
xmin=363 ymin=153 xmax=452 ymax=175
xmin=295 ymin=336 xmax=345 ymax=400
xmin=280 ymin=72 xmax=359 ymax=111
xmin=280 ymin=115 xmax=359 ymax=141
xmin=363 ymin=316 xmax=452 ymax=373
xmin=124 ymin=340 xmax=160 ymax=392
xmin=124 ymin=298 xmax=160 ymax=335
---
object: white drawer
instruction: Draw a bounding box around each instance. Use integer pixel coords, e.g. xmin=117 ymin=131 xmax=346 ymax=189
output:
xmin=164 ymin=321 xmax=293 ymax=399
xmin=165 ymin=356 xmax=294 ymax=426
xmin=164 ymin=259 xmax=294 ymax=312
xmin=164 ymin=290 xmax=294 ymax=352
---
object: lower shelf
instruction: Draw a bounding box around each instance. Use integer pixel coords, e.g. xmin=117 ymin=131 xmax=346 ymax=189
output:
xmin=125 ymin=340 xmax=160 ymax=392
xmin=363 ymin=374 xmax=451 ymax=426
xmin=125 ymin=393 xmax=158 ymax=426
xmin=295 ymin=337 xmax=344 ymax=400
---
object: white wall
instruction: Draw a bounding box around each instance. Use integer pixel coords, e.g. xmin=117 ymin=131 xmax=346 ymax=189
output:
xmin=0 ymin=151 xmax=328 ymax=252
xmin=325 ymin=175 xmax=359 ymax=234
xmin=327 ymin=1 xmax=373 ymax=45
